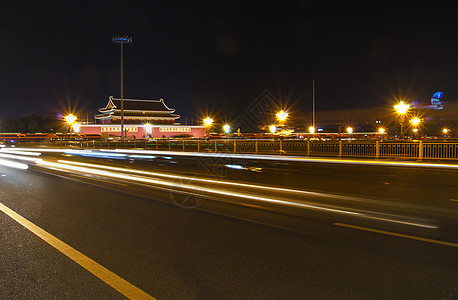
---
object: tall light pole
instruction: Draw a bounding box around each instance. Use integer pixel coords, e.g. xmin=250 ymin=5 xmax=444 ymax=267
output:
xmin=394 ymin=101 xmax=410 ymax=138
xmin=312 ymin=78 xmax=316 ymax=129
xmin=112 ymin=35 xmax=133 ymax=141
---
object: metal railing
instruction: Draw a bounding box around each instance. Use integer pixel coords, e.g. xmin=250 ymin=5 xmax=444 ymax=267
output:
xmin=19 ymin=139 xmax=458 ymax=160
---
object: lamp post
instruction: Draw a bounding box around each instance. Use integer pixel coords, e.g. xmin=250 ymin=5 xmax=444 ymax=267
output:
xmin=144 ymin=123 xmax=153 ymax=138
xmin=203 ymin=117 xmax=213 ymax=137
xmin=269 ymin=125 xmax=277 ymax=134
xmin=64 ymin=114 xmax=77 ymax=126
xmin=223 ymin=124 xmax=231 ymax=136
xmin=64 ymin=114 xmax=78 ymax=140
xmin=112 ymin=35 xmax=133 ymax=141
xmin=394 ymin=101 xmax=410 ymax=138
xmin=72 ymin=122 xmax=81 ymax=133
xmin=442 ymin=128 xmax=449 ymax=138
xmin=312 ymin=78 xmax=316 ymax=130
xmin=410 ymin=117 xmax=421 ymax=138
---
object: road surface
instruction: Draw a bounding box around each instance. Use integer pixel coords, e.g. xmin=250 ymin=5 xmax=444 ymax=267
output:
xmin=1 ymin=148 xmax=457 ymax=299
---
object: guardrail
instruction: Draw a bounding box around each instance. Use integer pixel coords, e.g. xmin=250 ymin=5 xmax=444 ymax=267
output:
xmin=19 ymin=139 xmax=458 ymax=160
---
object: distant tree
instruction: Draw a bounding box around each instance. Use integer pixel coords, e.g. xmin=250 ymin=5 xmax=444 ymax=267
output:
xmin=21 ymin=114 xmax=44 ymax=133
xmin=27 ymin=119 xmax=41 ymax=133
xmin=0 ymin=119 xmax=26 ymax=133
xmin=43 ymin=112 xmax=63 ymax=133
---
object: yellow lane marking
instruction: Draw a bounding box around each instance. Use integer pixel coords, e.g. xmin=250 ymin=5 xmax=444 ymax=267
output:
xmin=334 ymin=222 xmax=458 ymax=248
xmin=0 ymin=202 xmax=155 ymax=299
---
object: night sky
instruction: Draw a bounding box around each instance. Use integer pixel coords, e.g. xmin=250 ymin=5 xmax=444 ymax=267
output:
xmin=1 ymin=0 xmax=457 ymax=123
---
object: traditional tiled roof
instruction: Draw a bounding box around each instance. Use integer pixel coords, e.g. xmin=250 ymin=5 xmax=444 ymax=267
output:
xmin=99 ymin=96 xmax=174 ymax=112
xmin=96 ymin=96 xmax=180 ymax=121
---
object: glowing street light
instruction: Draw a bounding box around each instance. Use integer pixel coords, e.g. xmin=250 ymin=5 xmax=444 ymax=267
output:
xmin=144 ymin=123 xmax=153 ymax=135
xmin=276 ymin=110 xmax=288 ymax=122
xmin=203 ymin=117 xmax=213 ymax=137
xmin=223 ymin=124 xmax=231 ymax=134
xmin=378 ymin=128 xmax=386 ymax=134
xmin=394 ymin=101 xmax=410 ymax=115
xmin=412 ymin=128 xmax=418 ymax=133
xmin=394 ymin=101 xmax=410 ymax=137
xmin=71 ymin=122 xmax=81 ymax=133
xmin=64 ymin=114 xmax=77 ymax=125
xmin=203 ymin=117 xmax=213 ymax=127
xmin=410 ymin=117 xmax=421 ymax=126
xmin=308 ymin=126 xmax=315 ymax=134
xmin=269 ymin=125 xmax=277 ymax=134
xmin=346 ymin=127 xmax=353 ymax=134
xmin=442 ymin=128 xmax=449 ymax=134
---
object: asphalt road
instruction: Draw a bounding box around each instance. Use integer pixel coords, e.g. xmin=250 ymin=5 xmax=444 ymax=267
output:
xmin=1 ymin=149 xmax=458 ymax=299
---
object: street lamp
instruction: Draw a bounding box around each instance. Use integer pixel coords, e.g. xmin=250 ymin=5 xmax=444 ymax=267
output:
xmin=269 ymin=125 xmax=277 ymax=134
xmin=276 ymin=110 xmax=288 ymax=123
xmin=346 ymin=127 xmax=353 ymax=134
xmin=64 ymin=114 xmax=77 ymax=125
xmin=442 ymin=128 xmax=449 ymax=138
xmin=112 ymin=35 xmax=133 ymax=141
xmin=223 ymin=124 xmax=231 ymax=134
xmin=378 ymin=127 xmax=386 ymax=134
xmin=410 ymin=117 xmax=421 ymax=126
xmin=144 ymin=123 xmax=153 ymax=136
xmin=308 ymin=126 xmax=315 ymax=134
xmin=203 ymin=117 xmax=213 ymax=127
xmin=72 ymin=122 xmax=81 ymax=133
xmin=203 ymin=117 xmax=213 ymax=137
xmin=394 ymin=101 xmax=410 ymax=137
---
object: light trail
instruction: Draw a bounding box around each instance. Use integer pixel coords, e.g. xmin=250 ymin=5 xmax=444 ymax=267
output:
xmin=53 ymin=160 xmax=454 ymax=215
xmin=0 ymin=158 xmax=29 ymax=170
xmin=0 ymin=149 xmax=41 ymax=156
xmin=0 ymin=153 xmax=43 ymax=163
xmin=7 ymin=147 xmax=458 ymax=169
xmin=37 ymin=160 xmax=437 ymax=228
xmin=56 ymin=159 xmax=365 ymax=201
xmin=105 ymin=149 xmax=458 ymax=170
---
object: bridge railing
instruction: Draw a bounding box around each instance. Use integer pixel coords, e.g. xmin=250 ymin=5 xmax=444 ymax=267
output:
xmin=18 ymin=139 xmax=458 ymax=160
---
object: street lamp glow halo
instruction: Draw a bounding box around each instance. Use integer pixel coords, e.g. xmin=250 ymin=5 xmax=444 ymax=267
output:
xmin=394 ymin=101 xmax=410 ymax=114
xmin=269 ymin=125 xmax=276 ymax=133
xmin=72 ymin=123 xmax=81 ymax=133
xmin=308 ymin=126 xmax=315 ymax=134
xmin=276 ymin=110 xmax=288 ymax=122
xmin=346 ymin=127 xmax=353 ymax=134
xmin=223 ymin=124 xmax=231 ymax=134
xmin=203 ymin=117 xmax=214 ymax=127
xmin=410 ymin=117 xmax=421 ymax=126
xmin=64 ymin=114 xmax=77 ymax=125
xmin=144 ymin=123 xmax=153 ymax=134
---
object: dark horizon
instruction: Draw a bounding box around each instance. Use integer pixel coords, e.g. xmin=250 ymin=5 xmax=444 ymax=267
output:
xmin=1 ymin=1 xmax=457 ymax=122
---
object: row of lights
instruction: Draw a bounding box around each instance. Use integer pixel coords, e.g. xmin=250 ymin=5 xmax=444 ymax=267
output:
xmin=66 ymin=105 xmax=450 ymax=136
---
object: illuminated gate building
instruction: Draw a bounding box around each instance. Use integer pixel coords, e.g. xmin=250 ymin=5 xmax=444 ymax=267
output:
xmin=79 ymin=96 xmax=205 ymax=139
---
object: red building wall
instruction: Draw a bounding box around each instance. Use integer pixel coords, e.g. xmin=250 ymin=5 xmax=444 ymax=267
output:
xmin=79 ymin=125 xmax=206 ymax=139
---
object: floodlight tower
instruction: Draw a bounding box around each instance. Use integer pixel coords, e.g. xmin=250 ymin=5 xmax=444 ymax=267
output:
xmin=112 ymin=35 xmax=133 ymax=141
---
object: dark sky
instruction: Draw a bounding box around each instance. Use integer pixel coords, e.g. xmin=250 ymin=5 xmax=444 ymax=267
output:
xmin=1 ymin=0 xmax=457 ymax=122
